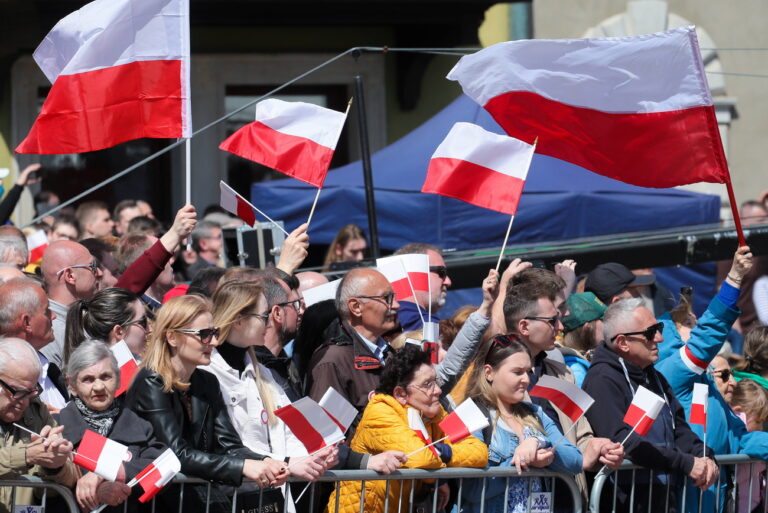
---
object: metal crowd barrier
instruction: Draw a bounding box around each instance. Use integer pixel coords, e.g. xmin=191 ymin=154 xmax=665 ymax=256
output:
xmin=1 ymin=475 xmax=79 ymax=513
xmin=589 ymin=454 xmax=768 ymax=513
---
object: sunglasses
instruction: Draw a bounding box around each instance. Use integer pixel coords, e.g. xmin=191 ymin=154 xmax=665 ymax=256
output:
xmin=355 ymin=292 xmax=396 ymax=308
xmin=708 ymin=368 xmax=732 ymax=382
xmin=123 ymin=316 xmax=149 ymax=331
xmin=0 ymin=377 xmax=43 ymax=401
xmin=174 ymin=327 xmax=220 ymax=342
xmin=610 ymin=322 xmax=664 ymax=343
xmin=55 ymin=259 xmax=100 ymax=278
xmin=429 ymin=266 xmax=448 ymax=279
xmin=524 ymin=315 xmax=562 ymax=329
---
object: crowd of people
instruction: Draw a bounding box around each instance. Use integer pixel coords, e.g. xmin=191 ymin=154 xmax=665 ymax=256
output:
xmin=1 ymin=179 xmax=768 ymax=513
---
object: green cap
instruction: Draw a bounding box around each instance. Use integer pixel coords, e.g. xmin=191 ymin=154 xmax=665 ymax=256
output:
xmin=563 ymin=292 xmax=607 ymax=332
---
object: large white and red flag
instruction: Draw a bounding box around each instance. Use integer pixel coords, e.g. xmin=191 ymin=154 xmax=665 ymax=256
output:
xmin=16 ymin=0 xmax=191 ymax=154
xmin=421 ymin=122 xmax=534 ymax=215
xmin=134 ymin=448 xmax=181 ymax=503
xmin=623 ymin=386 xmax=666 ymax=436
xmin=529 ymin=375 xmax=595 ymax=423
xmin=110 ymin=340 xmax=138 ymax=397
xmin=689 ymin=383 xmax=708 ymax=430
xmin=73 ymin=430 xmax=130 ymax=481
xmin=318 ymin=387 xmax=358 ymax=433
xmin=219 ymin=99 xmax=347 ymax=188
xmin=447 ymin=26 xmax=728 ymax=189
xmin=439 ymin=398 xmax=489 ymax=443
xmin=376 ymin=254 xmax=430 ymax=302
xmin=408 ymin=408 xmax=439 ymax=457
xmin=26 ymin=230 xmax=49 ymax=263
xmin=274 ymin=397 xmax=344 ymax=453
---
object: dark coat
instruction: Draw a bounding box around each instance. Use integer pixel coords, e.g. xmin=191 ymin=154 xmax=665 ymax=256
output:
xmin=124 ymin=368 xmax=266 ymax=486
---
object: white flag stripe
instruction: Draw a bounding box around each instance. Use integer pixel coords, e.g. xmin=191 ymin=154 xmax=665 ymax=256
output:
xmin=110 ymin=340 xmax=135 ymax=366
xmin=679 ymin=346 xmax=707 ymax=375
xmin=376 ymin=258 xmax=407 ymax=283
xmin=447 ymin=26 xmax=711 ymax=113
xmin=535 ymin=375 xmax=595 ymax=411
xmin=431 ymin=123 xmax=535 ymax=180
xmin=453 ymin=398 xmax=490 ymax=433
xmin=26 ymin=230 xmax=48 ymax=248
xmin=319 ymin=387 xmax=357 ymax=432
xmin=302 ymin=279 xmax=341 ymax=308
xmin=219 ymin=182 xmax=239 ymax=216
xmin=291 ymin=398 xmax=344 ymax=445
xmin=95 ymin=439 xmax=128 ymax=481
xmin=153 ymin=449 xmax=181 ymax=486
xmin=255 ymin=99 xmax=347 ymax=149
xmin=34 ymin=0 xmax=188 ymax=81
xmin=408 ymin=408 xmax=430 ymax=440
xmin=633 ymin=386 xmax=665 ymax=420
xmin=692 ymin=383 xmax=708 ymax=412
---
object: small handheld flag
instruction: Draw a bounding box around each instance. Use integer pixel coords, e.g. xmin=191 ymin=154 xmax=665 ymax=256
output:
xmin=110 ymin=340 xmax=139 ymax=397
xmin=530 ymin=375 xmax=595 ymax=423
xmin=690 ymin=383 xmax=708 ymax=430
xmin=274 ymin=397 xmax=344 ymax=453
xmin=438 ymin=398 xmax=489 ymax=443
xmin=134 ymin=449 xmax=181 ymax=503
xmin=73 ymin=430 xmax=130 ymax=481
xmin=318 ymin=387 xmax=358 ymax=433
xmin=623 ymin=386 xmax=665 ymax=437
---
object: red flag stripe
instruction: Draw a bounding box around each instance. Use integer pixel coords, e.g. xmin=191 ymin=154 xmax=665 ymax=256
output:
xmin=439 ymin=413 xmax=470 ymax=444
xmin=138 ymin=467 xmax=164 ymax=503
xmin=407 ymin=272 xmax=430 ymax=293
xmin=624 ymin=404 xmax=657 ymax=436
xmin=485 ymin=91 xmax=727 ymax=188
xmin=236 ymin=199 xmax=257 ymax=227
xmin=422 ymin=157 xmax=526 ymax=215
xmin=274 ymin=405 xmax=327 ymax=453
xmin=73 ymin=430 xmax=107 ymax=471
xmin=391 ymin=277 xmax=413 ymax=302
xmin=689 ymin=403 xmax=707 ymax=427
xmin=115 ymin=359 xmax=139 ymax=397
xmin=16 ymin=60 xmax=183 ymax=155
xmin=529 ymin=385 xmax=585 ymax=422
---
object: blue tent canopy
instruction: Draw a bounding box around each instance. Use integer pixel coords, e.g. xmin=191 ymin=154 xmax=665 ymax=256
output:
xmin=251 ymin=94 xmax=720 ymax=251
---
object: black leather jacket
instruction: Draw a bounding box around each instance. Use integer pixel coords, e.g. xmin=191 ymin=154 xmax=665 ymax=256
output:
xmin=125 ymin=367 xmax=266 ymax=486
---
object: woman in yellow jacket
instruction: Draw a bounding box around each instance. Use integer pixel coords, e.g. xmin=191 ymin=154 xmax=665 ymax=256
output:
xmin=329 ymin=345 xmax=488 ymax=513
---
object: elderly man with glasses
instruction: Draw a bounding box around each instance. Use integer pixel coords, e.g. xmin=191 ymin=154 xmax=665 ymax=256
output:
xmin=0 ymin=338 xmax=78 ymax=511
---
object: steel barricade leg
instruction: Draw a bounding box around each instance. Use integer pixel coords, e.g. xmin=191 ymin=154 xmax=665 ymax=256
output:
xmin=359 ymin=481 xmax=366 ymax=513
xmin=310 ymin=481 xmax=316 ymax=511
xmin=178 ymin=481 xmax=185 ymax=513
xmin=612 ymin=470 xmax=619 ymax=513
xmin=503 ymin=477 xmax=510 ymax=513
xmin=664 ymin=473 xmax=671 ymax=513
xmin=526 ymin=474 xmax=532 ymax=512
xmin=408 ymin=478 xmax=415 ymax=513
xmin=648 ymin=470 xmax=653 ymax=513
xmin=383 ymin=480 xmax=391 ymax=513
xmin=479 ymin=475 xmax=487 ymax=513
xmin=749 ymin=462 xmax=756 ymax=513
xmin=682 ymin=473 xmax=688 ymax=513
xmin=628 ymin=469 xmax=636 ymax=513
xmin=432 ymin=478 xmax=439 ymax=513
xmin=333 ymin=481 xmax=341 ymax=513
xmin=457 ymin=478 xmax=463 ymax=512
xmin=230 ymin=484 xmax=236 ymax=513
xmin=397 ymin=477 xmax=404 ymax=513
xmin=715 ymin=463 xmax=721 ymax=513
xmin=10 ymin=482 xmax=17 ymax=511
xmin=258 ymin=486 xmax=263 ymax=513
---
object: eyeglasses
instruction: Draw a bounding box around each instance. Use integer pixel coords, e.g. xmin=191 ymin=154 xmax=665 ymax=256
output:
xmin=242 ymin=311 xmax=270 ymax=322
xmin=524 ymin=315 xmax=562 ymax=329
xmin=408 ymin=379 xmax=439 ymax=393
xmin=174 ymin=327 xmax=220 ymax=342
xmin=708 ymin=368 xmax=732 ymax=382
xmin=355 ymin=292 xmax=396 ymax=308
xmin=122 ymin=316 xmax=149 ymax=331
xmin=610 ymin=322 xmax=664 ymax=343
xmin=0 ymin=377 xmax=43 ymax=401
xmin=276 ymin=298 xmax=304 ymax=312
xmin=56 ymin=259 xmax=100 ymax=277
xmin=429 ymin=266 xmax=448 ymax=279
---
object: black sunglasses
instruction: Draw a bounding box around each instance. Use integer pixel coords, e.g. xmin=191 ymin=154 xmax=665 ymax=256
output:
xmin=610 ymin=322 xmax=664 ymax=342
xmin=708 ymin=368 xmax=732 ymax=382
xmin=355 ymin=292 xmax=396 ymax=308
xmin=0 ymin=377 xmax=43 ymax=401
xmin=524 ymin=315 xmax=562 ymax=329
xmin=174 ymin=327 xmax=220 ymax=342
xmin=123 ymin=316 xmax=149 ymax=331
xmin=429 ymin=266 xmax=448 ymax=279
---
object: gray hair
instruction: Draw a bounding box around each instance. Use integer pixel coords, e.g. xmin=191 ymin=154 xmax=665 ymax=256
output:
xmin=393 ymin=243 xmax=441 ymax=257
xmin=603 ymin=298 xmax=646 ymax=347
xmin=0 ymin=279 xmax=44 ymax=335
xmin=66 ymin=340 xmax=120 ymax=384
xmin=335 ymin=269 xmax=369 ymax=319
xmin=0 ymin=337 xmax=42 ymax=376
xmin=257 ymin=276 xmax=289 ymax=308
xmin=0 ymin=235 xmax=28 ymax=267
xmin=191 ymin=220 xmax=221 ymax=252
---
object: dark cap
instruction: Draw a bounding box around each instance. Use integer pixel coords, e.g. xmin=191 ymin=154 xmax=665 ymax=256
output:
xmin=584 ymin=263 xmax=655 ymax=303
xmin=563 ymin=292 xmax=607 ymax=332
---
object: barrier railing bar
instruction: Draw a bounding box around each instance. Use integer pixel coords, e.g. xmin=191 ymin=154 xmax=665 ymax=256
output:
xmin=2 ymin=478 xmax=80 ymax=513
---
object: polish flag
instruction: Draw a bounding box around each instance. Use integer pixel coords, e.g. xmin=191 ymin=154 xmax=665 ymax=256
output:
xmin=16 ymin=0 xmax=190 ymax=155
xmin=220 ymin=181 xmax=257 ymax=226
xmin=439 ymin=398 xmax=489 ymax=443
xmin=274 ymin=397 xmax=344 ymax=453
xmin=680 ymin=345 xmax=709 ymax=375
xmin=447 ymin=26 xmax=729 ymax=189
xmin=376 ymin=254 xmax=430 ymax=301
xmin=73 ymin=430 xmax=130 ymax=481
xmin=689 ymin=383 xmax=708 ymax=431
xmin=319 ymin=387 xmax=358 ymax=433
xmin=110 ymin=340 xmax=139 ymax=397
xmin=529 ymin=375 xmax=595 ymax=423
xmin=302 ymin=279 xmax=341 ymax=308
xmin=623 ymin=386 xmax=666 ymax=436
xmin=134 ymin=449 xmax=181 ymax=503
xmin=408 ymin=408 xmax=439 ymax=458
xmin=26 ymin=230 xmax=49 ymax=263
xmin=219 ymin=99 xmax=347 ymax=188
xmin=422 ymin=123 xmax=534 ymax=215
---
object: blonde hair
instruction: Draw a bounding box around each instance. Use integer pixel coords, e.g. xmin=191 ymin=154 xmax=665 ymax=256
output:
xmin=212 ymin=281 xmax=278 ymax=424
xmin=731 ymin=378 xmax=768 ymax=425
xmin=467 ymin=335 xmax=544 ymax=434
xmin=141 ymin=295 xmax=211 ymax=393
xmin=390 ymin=330 xmax=423 ymax=351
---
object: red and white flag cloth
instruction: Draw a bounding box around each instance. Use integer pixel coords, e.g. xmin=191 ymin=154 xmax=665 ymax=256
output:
xmin=690 ymin=383 xmax=708 ymax=430
xmin=220 ymin=181 xmax=257 ymax=226
xmin=421 ymin=122 xmax=534 ymax=215
xmin=16 ymin=0 xmax=190 ymax=154
xmin=376 ymin=254 xmax=430 ymax=302
xmin=274 ymin=397 xmax=344 ymax=453
xmin=318 ymin=387 xmax=358 ymax=433
xmin=408 ymin=408 xmax=439 ymax=458
xmin=134 ymin=448 xmax=181 ymax=503
xmin=447 ymin=26 xmax=729 ymax=189
xmin=73 ymin=429 xmax=130 ymax=481
xmin=110 ymin=340 xmax=139 ymax=397
xmin=26 ymin=230 xmax=49 ymax=263
xmin=439 ymin=398 xmax=489 ymax=444
xmin=529 ymin=375 xmax=595 ymax=423
xmin=302 ymin=279 xmax=341 ymax=308
xmin=680 ymin=345 xmax=709 ymax=375
xmin=219 ymin=99 xmax=347 ymax=188
xmin=623 ymin=386 xmax=666 ymax=436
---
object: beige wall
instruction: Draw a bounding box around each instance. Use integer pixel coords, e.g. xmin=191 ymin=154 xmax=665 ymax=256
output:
xmin=533 ymin=0 xmax=768 ymax=212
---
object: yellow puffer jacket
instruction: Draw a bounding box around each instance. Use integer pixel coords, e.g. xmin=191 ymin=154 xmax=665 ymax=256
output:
xmin=328 ymin=393 xmax=488 ymax=513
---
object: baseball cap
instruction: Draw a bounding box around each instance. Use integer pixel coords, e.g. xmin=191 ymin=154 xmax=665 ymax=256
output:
xmin=584 ymin=263 xmax=655 ymax=304
xmin=562 ymin=292 xmax=607 ymax=332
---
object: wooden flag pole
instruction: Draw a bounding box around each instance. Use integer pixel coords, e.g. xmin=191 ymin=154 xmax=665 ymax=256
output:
xmin=405 ymin=436 xmax=449 ymax=458
xmin=725 ymin=179 xmax=747 ymax=247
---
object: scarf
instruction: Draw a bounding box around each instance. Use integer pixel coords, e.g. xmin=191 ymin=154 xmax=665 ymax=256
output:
xmin=74 ymin=397 xmax=121 ymax=436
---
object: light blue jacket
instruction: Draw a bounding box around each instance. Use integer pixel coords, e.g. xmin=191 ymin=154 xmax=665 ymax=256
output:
xmin=460 ymin=402 xmax=582 ymax=513
xmin=655 ymin=292 xmax=768 ymax=513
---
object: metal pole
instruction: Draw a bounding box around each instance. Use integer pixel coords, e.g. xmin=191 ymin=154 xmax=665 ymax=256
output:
xmin=354 ymin=75 xmax=380 ymax=258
